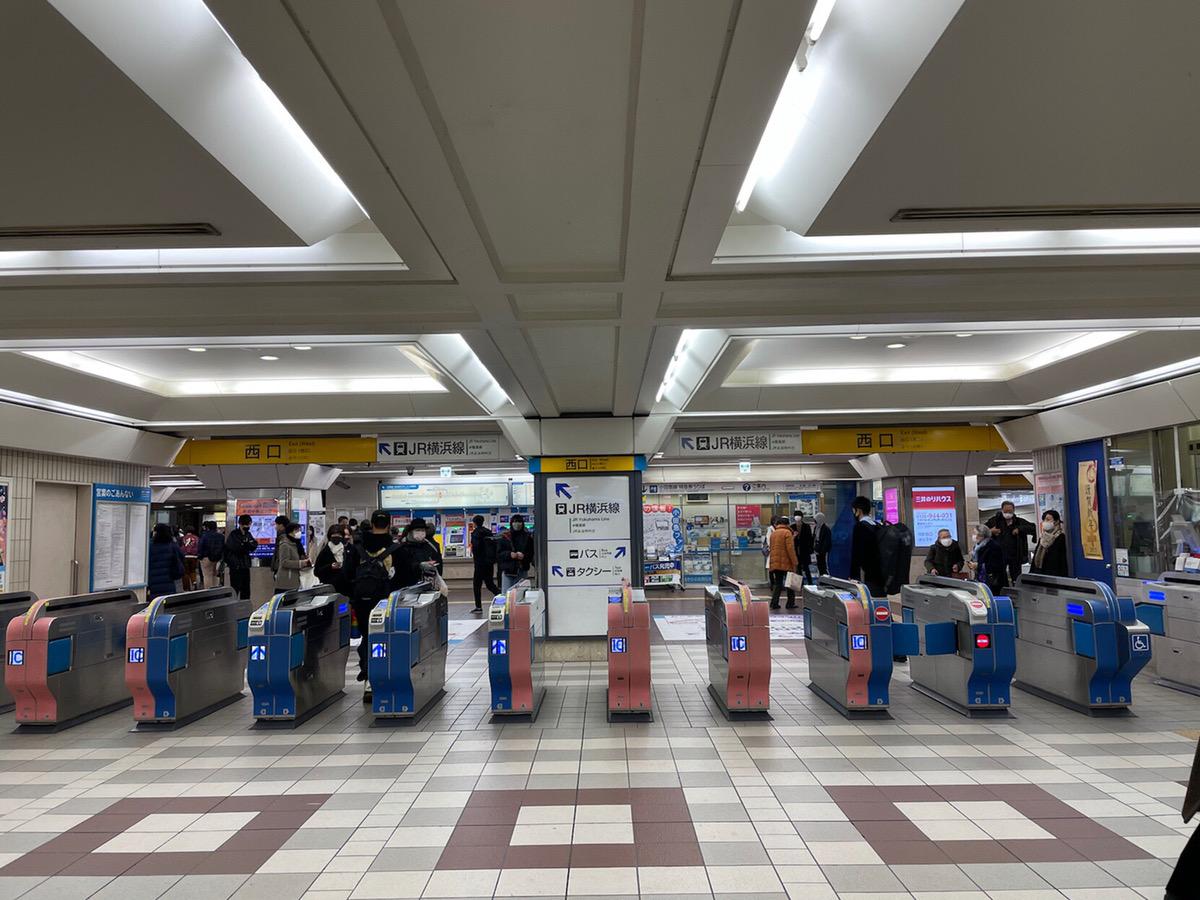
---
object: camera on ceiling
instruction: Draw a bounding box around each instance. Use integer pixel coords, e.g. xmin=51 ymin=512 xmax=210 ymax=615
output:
xmin=407 ymin=466 xmax=415 ymax=476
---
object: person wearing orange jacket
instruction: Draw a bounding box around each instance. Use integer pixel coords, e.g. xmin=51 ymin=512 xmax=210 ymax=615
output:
xmin=767 ymin=516 xmax=799 ymax=610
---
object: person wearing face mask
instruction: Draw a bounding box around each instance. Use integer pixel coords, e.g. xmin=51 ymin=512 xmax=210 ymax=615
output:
xmin=393 ymin=517 xmax=444 ymax=588
xmin=968 ymin=523 xmax=1006 ymax=594
xmin=273 ymin=520 xmax=312 ymax=592
xmin=314 ymin=524 xmax=351 ymax=595
xmin=812 ymin=512 xmax=832 ymax=576
xmin=224 ymin=514 xmax=258 ymax=601
xmin=924 ymin=528 xmax=965 ymax=576
xmin=984 ymin=501 xmax=1036 ymax=586
xmin=1029 ymin=509 xmax=1069 ymax=576
xmin=342 ymin=510 xmax=404 ymax=697
xmin=849 ymin=497 xmax=887 ymax=598
xmin=497 ymin=514 xmax=536 ymax=592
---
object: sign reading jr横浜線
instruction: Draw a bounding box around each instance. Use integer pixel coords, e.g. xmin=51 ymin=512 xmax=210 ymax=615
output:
xmin=376 ymin=434 xmax=501 ymax=464
xmin=675 ymin=430 xmax=803 ymax=457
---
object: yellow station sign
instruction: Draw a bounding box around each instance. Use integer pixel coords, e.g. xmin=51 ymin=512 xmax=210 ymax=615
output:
xmin=535 ymin=455 xmax=640 ymax=473
xmin=175 ymin=437 xmax=377 ymax=466
xmin=803 ymin=425 xmax=1007 ymax=455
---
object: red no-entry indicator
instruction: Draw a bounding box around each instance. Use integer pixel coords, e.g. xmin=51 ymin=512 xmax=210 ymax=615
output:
xmin=975 ymin=634 xmax=991 ymax=649
xmin=874 ymin=605 xmax=890 ymax=622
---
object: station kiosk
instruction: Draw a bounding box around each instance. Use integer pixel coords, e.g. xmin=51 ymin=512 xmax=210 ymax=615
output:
xmin=5 ymin=590 xmax=144 ymax=728
xmin=802 ymin=576 xmax=917 ymax=718
xmin=607 ymin=581 xmax=651 ymax=721
xmin=126 ymin=587 xmax=253 ymax=727
xmin=367 ymin=581 xmax=449 ymax=723
xmin=0 ymin=592 xmax=37 ymax=712
xmin=488 ymin=580 xmax=546 ymax=720
xmin=247 ymin=585 xmax=351 ymax=725
xmin=1009 ymin=574 xmax=1152 ymax=714
xmin=1137 ymin=571 xmax=1200 ymax=695
xmin=900 ymin=575 xmax=1016 ymax=716
xmin=703 ymin=579 xmax=771 ymax=718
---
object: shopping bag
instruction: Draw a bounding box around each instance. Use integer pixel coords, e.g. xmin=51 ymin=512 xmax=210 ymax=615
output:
xmin=784 ymin=571 xmax=804 ymax=592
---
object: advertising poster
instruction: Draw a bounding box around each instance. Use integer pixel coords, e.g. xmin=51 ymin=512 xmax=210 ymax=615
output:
xmin=1077 ymin=461 xmax=1104 ymax=560
xmin=735 ymin=505 xmax=761 ymax=528
xmin=0 ymin=481 xmax=8 ymax=593
xmin=884 ymin=488 xmax=900 ymax=523
xmin=643 ymin=503 xmax=683 ymax=557
xmin=911 ymin=486 xmax=958 ymax=546
xmin=1034 ymin=472 xmax=1065 ymax=522
xmin=235 ymin=498 xmax=279 ymax=560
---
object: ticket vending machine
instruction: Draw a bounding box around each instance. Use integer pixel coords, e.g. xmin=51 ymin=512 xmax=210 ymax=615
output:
xmin=1136 ymin=571 xmax=1200 ymax=695
xmin=488 ymin=580 xmax=546 ymax=720
xmin=367 ymin=581 xmax=449 ymax=724
xmin=607 ymin=581 xmax=651 ymax=721
xmin=703 ymin=580 xmax=771 ymax=718
xmin=0 ymin=592 xmax=36 ymax=712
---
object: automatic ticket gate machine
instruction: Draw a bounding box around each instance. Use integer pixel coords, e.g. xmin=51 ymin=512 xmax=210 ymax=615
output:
xmin=5 ymin=590 xmax=144 ymax=728
xmin=488 ymin=580 xmax=547 ymax=720
xmin=0 ymin=592 xmax=37 ymax=712
xmin=704 ymin=579 xmax=771 ymax=718
xmin=1009 ymin=574 xmax=1152 ymax=715
xmin=802 ymin=576 xmax=917 ymax=718
xmin=125 ymin=587 xmax=253 ymax=727
xmin=607 ymin=581 xmax=651 ymax=721
xmin=367 ymin=581 xmax=449 ymax=723
xmin=900 ymin=576 xmax=1016 ymax=717
xmin=1136 ymin=571 xmax=1200 ymax=695
xmin=247 ymin=585 xmax=351 ymax=725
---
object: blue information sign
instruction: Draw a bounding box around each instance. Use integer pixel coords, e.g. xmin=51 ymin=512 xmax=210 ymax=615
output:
xmin=128 ymin=647 xmax=145 ymax=664
xmin=491 ymin=638 xmax=507 ymax=655
xmin=851 ymin=634 xmax=867 ymax=651
xmin=610 ymin=637 xmax=626 ymax=654
xmin=730 ymin=635 xmax=746 ymax=652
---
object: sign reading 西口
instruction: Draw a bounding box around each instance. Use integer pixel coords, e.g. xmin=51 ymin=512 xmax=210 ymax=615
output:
xmin=376 ymin=434 xmax=501 ymax=463
xmin=675 ymin=430 xmax=804 ymax=457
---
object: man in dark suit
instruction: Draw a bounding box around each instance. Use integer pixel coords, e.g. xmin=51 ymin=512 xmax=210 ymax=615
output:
xmin=849 ymin=497 xmax=886 ymax=597
xmin=792 ymin=512 xmax=815 ymax=585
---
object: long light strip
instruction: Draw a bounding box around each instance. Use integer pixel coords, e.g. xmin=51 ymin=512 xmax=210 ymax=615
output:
xmin=656 ymin=330 xmax=696 ymax=402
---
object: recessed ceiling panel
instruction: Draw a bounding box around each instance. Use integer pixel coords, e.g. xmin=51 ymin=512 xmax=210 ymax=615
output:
xmin=400 ymin=1 xmax=633 ymax=275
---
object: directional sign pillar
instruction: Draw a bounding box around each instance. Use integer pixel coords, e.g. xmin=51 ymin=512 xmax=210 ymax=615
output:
xmin=530 ymin=456 xmax=645 ymax=638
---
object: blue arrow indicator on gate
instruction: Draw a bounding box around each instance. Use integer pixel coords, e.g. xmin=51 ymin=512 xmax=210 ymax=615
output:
xmin=552 ymin=565 xmax=564 ymax=577
xmin=555 ymin=483 xmax=572 ymax=499
xmin=371 ymin=643 xmax=387 ymax=658
xmin=378 ymin=442 xmax=391 ymax=455
xmin=250 ymin=646 xmax=266 ymax=661
xmin=614 ymin=546 xmax=627 ymax=558
xmin=681 ymin=437 xmax=694 ymax=450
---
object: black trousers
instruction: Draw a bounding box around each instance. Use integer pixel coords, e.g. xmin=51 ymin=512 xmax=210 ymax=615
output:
xmin=1005 ymin=559 xmax=1023 ymax=587
xmin=352 ymin=599 xmax=375 ymax=676
xmin=473 ymin=565 xmax=499 ymax=608
xmin=229 ymin=567 xmax=251 ymax=601
xmin=815 ymin=552 xmax=828 ymax=576
xmin=769 ymin=569 xmax=795 ymax=607
xmin=1167 ymin=823 xmax=1200 ymax=897
xmin=797 ymin=555 xmax=814 ymax=585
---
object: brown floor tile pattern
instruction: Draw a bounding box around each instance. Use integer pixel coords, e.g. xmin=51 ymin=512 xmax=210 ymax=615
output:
xmin=0 ymin=794 xmax=329 ymax=878
xmin=827 ymin=783 xmax=1154 ymax=866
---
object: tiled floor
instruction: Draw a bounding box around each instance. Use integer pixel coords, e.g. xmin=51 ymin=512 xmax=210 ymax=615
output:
xmin=0 ymin=591 xmax=1194 ymax=899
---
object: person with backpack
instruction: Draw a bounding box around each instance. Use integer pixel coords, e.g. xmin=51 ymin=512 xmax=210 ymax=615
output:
xmin=394 ymin=518 xmax=443 ymax=588
xmin=342 ymin=510 xmax=402 ymax=700
xmin=197 ymin=521 xmax=224 ymax=589
xmin=497 ymin=514 xmax=535 ymax=592
xmin=470 ymin=515 xmax=500 ymax=613
xmin=180 ymin=526 xmax=200 ymax=590
xmin=224 ymin=514 xmax=258 ymax=601
xmin=849 ymin=497 xmax=886 ymax=598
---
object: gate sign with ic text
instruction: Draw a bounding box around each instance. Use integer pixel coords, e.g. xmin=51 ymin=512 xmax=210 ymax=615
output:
xmin=676 ymin=430 xmax=803 ymax=457
xmin=376 ymin=434 xmax=501 ymax=463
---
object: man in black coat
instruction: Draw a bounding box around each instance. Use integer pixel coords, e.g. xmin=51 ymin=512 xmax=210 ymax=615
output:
xmin=792 ymin=512 xmax=815 ymax=585
xmin=812 ymin=512 xmax=832 ymax=576
xmin=849 ymin=497 xmax=886 ymax=597
xmin=224 ymin=514 xmax=258 ymax=600
xmin=469 ymin=515 xmax=500 ymax=613
xmin=497 ymin=514 xmax=536 ymax=592
xmin=984 ymin=501 xmax=1036 ymax=586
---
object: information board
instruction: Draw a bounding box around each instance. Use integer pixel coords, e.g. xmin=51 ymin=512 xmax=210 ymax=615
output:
xmin=0 ymin=480 xmax=8 ymax=593
xmin=91 ymin=484 xmax=151 ymax=590
xmin=380 ymin=482 xmax=510 ymax=509
xmin=911 ymin=486 xmax=957 ymax=546
xmin=511 ymin=481 xmax=535 ymax=506
xmin=545 ymin=475 xmax=633 ymax=637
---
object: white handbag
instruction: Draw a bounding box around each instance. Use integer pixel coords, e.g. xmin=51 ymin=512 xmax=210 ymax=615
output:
xmin=784 ymin=571 xmax=805 ymax=592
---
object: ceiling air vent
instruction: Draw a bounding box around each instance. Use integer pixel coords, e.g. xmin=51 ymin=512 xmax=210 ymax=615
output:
xmin=0 ymin=223 xmax=220 ymax=239
xmin=891 ymin=205 xmax=1200 ymax=223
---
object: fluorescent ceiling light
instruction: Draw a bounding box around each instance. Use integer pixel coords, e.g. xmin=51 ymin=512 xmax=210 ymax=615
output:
xmin=765 ymin=365 xmax=1005 ymax=386
xmin=849 ymin=335 xmax=869 ymax=340
xmin=188 ymin=347 xmax=206 ymax=352
xmin=1009 ymin=331 xmax=1134 ymax=374
xmin=293 ymin=346 xmax=312 ymax=351
xmin=259 ymin=355 xmax=279 ymax=361
xmin=735 ymin=67 xmax=824 ymax=212
xmin=808 ymin=0 xmax=836 ymax=41
xmin=25 ymin=350 xmax=150 ymax=388
xmin=656 ymin=330 xmax=697 ymax=402
xmin=886 ymin=343 xmax=906 ymax=349
xmin=0 ymin=388 xmax=140 ymax=426
xmin=1039 ymin=354 xmax=1200 ymax=408
xmin=956 ymin=333 xmax=973 ymax=338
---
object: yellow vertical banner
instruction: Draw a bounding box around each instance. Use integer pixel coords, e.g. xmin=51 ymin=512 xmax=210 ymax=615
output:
xmin=1077 ymin=460 xmax=1104 ymax=560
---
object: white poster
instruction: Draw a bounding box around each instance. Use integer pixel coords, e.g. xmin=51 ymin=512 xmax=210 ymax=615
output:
xmin=545 ymin=475 xmax=632 ymax=637
xmin=126 ymin=504 xmax=148 ymax=587
xmin=93 ymin=502 xmax=123 ymax=590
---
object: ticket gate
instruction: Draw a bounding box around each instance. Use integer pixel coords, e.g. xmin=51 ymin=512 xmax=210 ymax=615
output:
xmin=0 ymin=592 xmax=36 ymax=712
xmin=488 ymin=580 xmax=547 ymax=720
xmin=900 ymin=576 xmax=1016 ymax=717
xmin=126 ymin=587 xmax=253 ymax=727
xmin=704 ymin=580 xmax=770 ymax=718
xmin=5 ymin=590 xmax=143 ymax=728
xmin=1135 ymin=571 xmax=1200 ymax=695
xmin=1009 ymin=574 xmax=1152 ymax=714
xmin=247 ymin=585 xmax=351 ymax=725
xmin=607 ymin=582 xmax=651 ymax=721
xmin=802 ymin=576 xmax=917 ymax=718
xmin=367 ymin=581 xmax=448 ymax=723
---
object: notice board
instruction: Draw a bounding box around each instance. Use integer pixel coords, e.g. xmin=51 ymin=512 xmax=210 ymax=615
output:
xmin=91 ymin=484 xmax=151 ymax=591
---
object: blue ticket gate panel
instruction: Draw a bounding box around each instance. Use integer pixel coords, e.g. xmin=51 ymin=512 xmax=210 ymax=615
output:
xmin=368 ymin=582 xmax=448 ymax=720
xmin=488 ymin=581 xmax=546 ymax=718
xmin=247 ymin=586 xmax=351 ymax=722
xmin=6 ymin=590 xmax=144 ymax=727
xmin=126 ymin=587 xmax=252 ymax=725
xmin=1136 ymin=571 xmax=1200 ymax=695
xmin=900 ymin=576 xmax=1016 ymax=716
xmin=1010 ymin=574 xmax=1152 ymax=713
xmin=0 ymin=592 xmax=36 ymax=711
xmin=802 ymin=576 xmax=916 ymax=718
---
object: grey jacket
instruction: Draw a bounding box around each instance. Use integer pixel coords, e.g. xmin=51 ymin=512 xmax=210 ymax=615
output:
xmin=273 ymin=537 xmax=304 ymax=592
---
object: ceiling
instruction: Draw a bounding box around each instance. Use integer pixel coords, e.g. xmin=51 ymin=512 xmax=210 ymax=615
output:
xmin=3 ymin=0 xmax=1200 ymax=467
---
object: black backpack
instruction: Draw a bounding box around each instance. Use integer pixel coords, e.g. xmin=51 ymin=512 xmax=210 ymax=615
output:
xmin=876 ymin=521 xmax=914 ymax=595
xmin=352 ymin=544 xmax=398 ymax=601
xmin=201 ymin=531 xmax=223 ymax=562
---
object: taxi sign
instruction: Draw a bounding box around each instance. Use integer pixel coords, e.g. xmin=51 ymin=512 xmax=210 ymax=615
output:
xmin=874 ymin=605 xmax=890 ymax=622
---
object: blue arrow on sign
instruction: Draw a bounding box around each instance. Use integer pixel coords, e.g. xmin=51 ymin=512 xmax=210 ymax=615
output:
xmin=681 ymin=437 xmax=694 ymax=450
xmin=552 ymin=565 xmax=564 ymax=577
xmin=378 ymin=442 xmax=391 ymax=456
xmin=614 ymin=546 xmax=627 ymax=558
xmin=371 ymin=643 xmax=387 ymax=658
xmin=250 ymin=646 xmax=266 ymax=661
xmin=555 ymin=483 xmax=572 ymax=499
